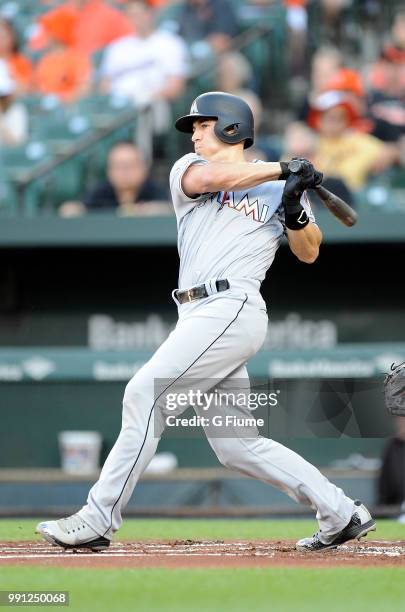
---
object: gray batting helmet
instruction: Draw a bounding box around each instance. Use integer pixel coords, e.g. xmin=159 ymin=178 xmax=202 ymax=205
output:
xmin=175 ymin=91 xmax=254 ymax=149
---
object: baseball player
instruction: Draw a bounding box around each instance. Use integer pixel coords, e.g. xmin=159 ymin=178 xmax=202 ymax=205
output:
xmin=36 ymin=92 xmax=376 ymax=552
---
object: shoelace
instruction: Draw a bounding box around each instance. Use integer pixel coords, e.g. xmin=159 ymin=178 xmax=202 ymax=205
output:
xmin=57 ymin=514 xmax=87 ymax=534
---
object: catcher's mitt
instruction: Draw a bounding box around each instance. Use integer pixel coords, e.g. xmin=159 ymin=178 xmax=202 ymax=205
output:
xmin=384 ymin=361 xmax=405 ymax=416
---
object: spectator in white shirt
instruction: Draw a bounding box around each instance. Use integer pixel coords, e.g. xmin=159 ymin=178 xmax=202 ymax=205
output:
xmin=0 ymin=59 xmax=28 ymax=147
xmin=99 ymin=0 xmax=188 ymax=116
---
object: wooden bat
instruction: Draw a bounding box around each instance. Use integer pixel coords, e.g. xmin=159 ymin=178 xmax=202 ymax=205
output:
xmin=287 ymin=160 xmax=358 ymax=227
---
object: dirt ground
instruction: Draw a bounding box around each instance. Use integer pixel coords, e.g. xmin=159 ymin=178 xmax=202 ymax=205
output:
xmin=1 ymin=539 xmax=405 ymax=568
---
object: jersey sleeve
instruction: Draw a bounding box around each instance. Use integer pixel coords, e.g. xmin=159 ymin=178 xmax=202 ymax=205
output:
xmin=169 ymin=153 xmax=209 ymax=222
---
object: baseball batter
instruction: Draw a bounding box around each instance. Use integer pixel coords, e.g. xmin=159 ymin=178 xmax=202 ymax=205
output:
xmin=37 ymin=92 xmax=375 ymax=552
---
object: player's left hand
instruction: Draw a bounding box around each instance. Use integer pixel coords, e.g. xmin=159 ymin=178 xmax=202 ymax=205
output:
xmin=283 ymin=160 xmax=323 ymax=200
xmin=283 ymin=163 xmax=314 ymax=199
xmin=313 ymin=169 xmax=323 ymax=187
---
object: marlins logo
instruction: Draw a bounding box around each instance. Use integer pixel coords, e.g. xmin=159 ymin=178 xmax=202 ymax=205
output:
xmin=190 ymin=100 xmax=199 ymax=114
xmin=205 ymin=191 xmax=269 ymax=223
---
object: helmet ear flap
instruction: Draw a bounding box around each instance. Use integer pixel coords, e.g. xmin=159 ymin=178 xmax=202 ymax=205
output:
xmin=214 ymin=119 xmax=244 ymax=146
xmin=224 ymin=123 xmax=240 ymax=136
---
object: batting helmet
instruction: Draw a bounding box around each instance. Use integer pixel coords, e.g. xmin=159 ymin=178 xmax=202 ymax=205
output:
xmin=175 ymin=91 xmax=254 ymax=149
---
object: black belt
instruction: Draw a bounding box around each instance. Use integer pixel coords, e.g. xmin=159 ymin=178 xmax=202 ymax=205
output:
xmin=175 ymin=279 xmax=230 ymax=304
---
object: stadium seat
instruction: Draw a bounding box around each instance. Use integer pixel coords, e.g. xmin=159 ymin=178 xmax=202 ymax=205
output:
xmin=155 ymin=2 xmax=183 ymax=33
xmin=0 ymin=141 xmax=51 ymax=215
xmin=1 ymin=141 xmax=50 ymax=182
xmin=73 ymin=94 xmax=133 ymax=129
xmin=0 ymin=173 xmax=18 ymax=216
xmin=30 ymin=112 xmax=93 ymax=155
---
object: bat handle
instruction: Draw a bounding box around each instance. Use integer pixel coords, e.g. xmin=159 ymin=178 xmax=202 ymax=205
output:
xmin=287 ymin=159 xmax=304 ymax=174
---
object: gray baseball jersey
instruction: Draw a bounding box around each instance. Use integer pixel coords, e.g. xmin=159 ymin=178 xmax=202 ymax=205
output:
xmin=169 ymin=153 xmax=316 ymax=290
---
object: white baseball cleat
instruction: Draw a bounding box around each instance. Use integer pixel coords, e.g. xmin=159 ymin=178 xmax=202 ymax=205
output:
xmin=296 ymin=500 xmax=376 ymax=552
xmin=35 ymin=514 xmax=110 ymax=552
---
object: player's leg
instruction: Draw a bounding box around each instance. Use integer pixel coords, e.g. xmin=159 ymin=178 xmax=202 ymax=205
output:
xmin=202 ymin=364 xmax=357 ymax=536
xmin=49 ymin=293 xmax=265 ymax=543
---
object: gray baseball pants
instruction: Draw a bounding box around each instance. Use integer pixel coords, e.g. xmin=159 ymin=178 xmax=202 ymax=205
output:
xmin=79 ymin=281 xmax=354 ymax=539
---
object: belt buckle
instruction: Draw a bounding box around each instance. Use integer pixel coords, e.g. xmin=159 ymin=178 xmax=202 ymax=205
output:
xmin=187 ymin=289 xmax=193 ymax=302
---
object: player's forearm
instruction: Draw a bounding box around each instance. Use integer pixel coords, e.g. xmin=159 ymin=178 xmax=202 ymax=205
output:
xmin=287 ymin=222 xmax=322 ymax=264
xmin=197 ymin=161 xmax=283 ymax=192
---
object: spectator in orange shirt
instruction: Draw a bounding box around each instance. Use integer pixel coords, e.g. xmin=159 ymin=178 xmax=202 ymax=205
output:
xmin=0 ymin=19 xmax=33 ymax=95
xmin=30 ymin=0 xmax=133 ymax=56
xmin=33 ymin=7 xmax=92 ymax=103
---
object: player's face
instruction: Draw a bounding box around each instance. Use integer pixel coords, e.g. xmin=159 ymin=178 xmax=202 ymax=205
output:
xmin=191 ymin=119 xmax=226 ymax=160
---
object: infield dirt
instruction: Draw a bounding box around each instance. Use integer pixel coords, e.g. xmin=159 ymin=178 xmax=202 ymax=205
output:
xmin=1 ymin=539 xmax=405 ymax=569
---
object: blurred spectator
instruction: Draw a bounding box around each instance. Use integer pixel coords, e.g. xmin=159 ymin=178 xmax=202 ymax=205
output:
xmin=214 ymin=51 xmax=278 ymax=161
xmin=32 ymin=7 xmax=92 ymax=103
xmin=309 ymin=90 xmax=398 ymax=191
xmin=0 ymin=19 xmax=33 ymax=95
xmin=59 ymin=142 xmax=169 ymax=216
xmin=284 ymin=0 xmax=309 ymax=78
xmin=391 ymin=8 xmax=405 ymax=56
xmin=177 ymin=0 xmax=239 ymax=57
xmin=215 ymin=51 xmax=263 ymax=130
xmin=99 ymin=0 xmax=188 ymax=130
xmin=281 ymin=120 xmax=354 ymax=206
xmin=378 ymin=416 xmax=405 ymax=507
xmin=0 ymin=60 xmax=28 ymax=147
xmin=298 ymin=46 xmax=343 ymax=121
xmin=312 ymin=65 xmax=372 ymax=133
xmin=283 ymin=121 xmax=317 ymax=161
xmin=365 ymin=10 xmax=405 ymax=144
xmin=309 ymin=0 xmax=354 ymax=50
xmin=323 ymin=68 xmax=367 ymax=125
xmin=215 ymin=51 xmax=254 ymax=95
xmin=30 ymin=0 xmax=133 ymax=55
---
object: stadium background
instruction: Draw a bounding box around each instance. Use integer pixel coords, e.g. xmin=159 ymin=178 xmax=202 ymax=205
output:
xmin=0 ymin=0 xmax=404 ymax=519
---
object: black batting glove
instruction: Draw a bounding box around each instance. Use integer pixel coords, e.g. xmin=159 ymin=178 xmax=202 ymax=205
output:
xmin=282 ymin=160 xmax=315 ymax=230
xmin=313 ymin=169 xmax=323 ymax=187
xmin=283 ymin=164 xmax=315 ymax=201
xmin=279 ymin=161 xmax=290 ymax=180
xmin=279 ymin=157 xmax=317 ymax=181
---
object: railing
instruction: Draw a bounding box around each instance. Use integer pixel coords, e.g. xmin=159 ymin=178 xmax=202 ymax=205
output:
xmin=1 ymin=105 xmax=155 ymax=214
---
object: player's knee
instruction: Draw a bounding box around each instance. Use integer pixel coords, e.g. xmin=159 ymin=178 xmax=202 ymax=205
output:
xmin=123 ymin=376 xmax=138 ymax=403
xmin=122 ymin=372 xmax=147 ymax=413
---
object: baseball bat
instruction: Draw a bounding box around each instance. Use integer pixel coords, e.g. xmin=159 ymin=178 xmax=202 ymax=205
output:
xmin=287 ymin=160 xmax=358 ymax=227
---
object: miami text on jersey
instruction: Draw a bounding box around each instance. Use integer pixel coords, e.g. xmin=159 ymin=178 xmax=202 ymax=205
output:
xmin=204 ymin=191 xmax=269 ymax=223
